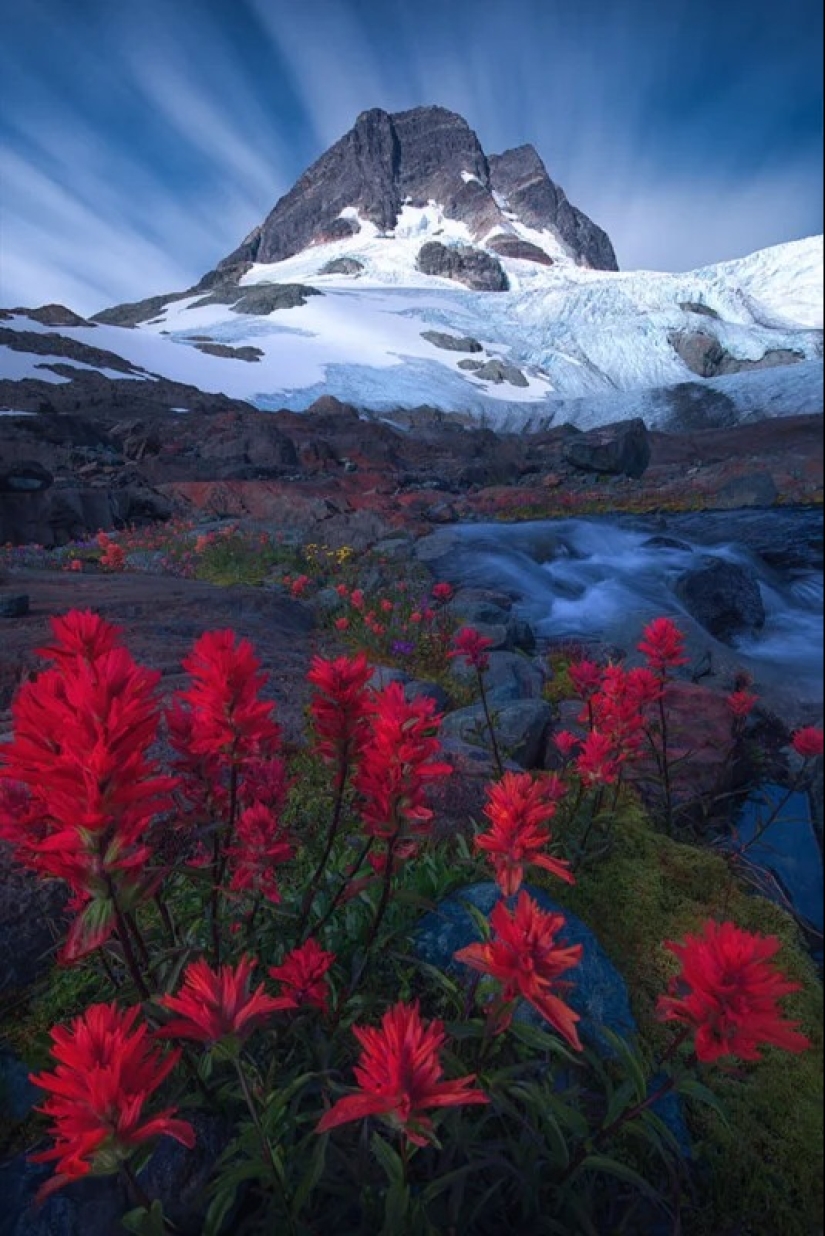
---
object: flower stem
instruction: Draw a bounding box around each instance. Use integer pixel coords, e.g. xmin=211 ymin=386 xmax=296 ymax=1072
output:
xmin=233 ymin=1057 xmax=296 ymax=1232
xmin=478 ymin=673 xmax=504 ymax=777
xmin=298 ymin=753 xmax=350 ymax=936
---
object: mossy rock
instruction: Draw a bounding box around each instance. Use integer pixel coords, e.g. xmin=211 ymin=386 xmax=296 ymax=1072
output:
xmin=533 ymin=801 xmax=823 ymax=1236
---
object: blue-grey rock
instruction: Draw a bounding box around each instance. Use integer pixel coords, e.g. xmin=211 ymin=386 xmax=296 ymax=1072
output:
xmin=732 ymin=783 xmax=823 ymax=949
xmin=438 ymin=699 xmax=552 ymax=768
xmin=414 ymin=882 xmax=690 ymax=1154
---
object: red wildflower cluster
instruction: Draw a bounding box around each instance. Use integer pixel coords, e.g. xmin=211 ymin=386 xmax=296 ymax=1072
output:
xmin=475 ymin=772 xmax=572 ymax=896
xmin=268 ymin=938 xmax=336 ymax=1013
xmin=0 ymin=610 xmax=175 ymax=959
xmin=96 ymin=531 xmax=126 ymax=572
xmin=308 ymin=653 xmax=373 ymax=779
xmin=449 ymin=627 xmax=494 ymax=673
xmin=638 ymin=617 xmax=688 ymax=674
xmin=354 ymin=682 xmax=452 ymax=864
xmin=568 ymin=658 xmax=602 ymax=699
xmin=158 ymin=955 xmax=281 ymax=1047
xmin=226 ymin=802 xmax=294 ymax=904
xmin=175 ymin=629 xmax=281 ymax=767
xmin=30 ymin=1003 xmax=193 ymax=1200
xmin=316 ymin=1000 xmax=488 ymax=1145
xmin=791 ymin=726 xmax=824 ymax=759
xmin=575 ymin=729 xmax=622 ymax=787
xmin=727 ymin=690 xmax=758 ymax=719
xmin=656 ymin=919 xmax=811 ymax=1062
xmin=455 ymin=891 xmax=583 ymax=1050
xmin=431 ymin=582 xmax=454 ymax=603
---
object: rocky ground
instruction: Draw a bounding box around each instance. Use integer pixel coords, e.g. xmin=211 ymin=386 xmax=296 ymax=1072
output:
xmin=1 ymin=390 xmax=821 ymax=547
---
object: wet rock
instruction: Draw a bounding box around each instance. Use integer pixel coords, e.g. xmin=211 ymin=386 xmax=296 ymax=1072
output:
xmin=675 ymin=555 xmax=766 ymax=643
xmin=562 ymin=417 xmax=651 ymax=478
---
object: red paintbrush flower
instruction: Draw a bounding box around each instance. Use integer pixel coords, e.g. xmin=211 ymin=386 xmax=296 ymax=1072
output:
xmin=567 ymin=658 xmax=602 ymax=699
xmin=475 ymin=771 xmax=573 ymax=896
xmin=316 ymin=1000 xmax=488 ymax=1145
xmin=431 ymin=582 xmax=454 ymax=603
xmin=727 ymin=690 xmax=758 ymax=718
xmin=553 ymin=730 xmax=581 ymax=758
xmin=176 ymin=629 xmax=281 ymax=766
xmin=268 ymin=938 xmax=336 ymax=1012
xmin=157 ymin=955 xmax=281 ymax=1047
xmin=575 ymin=729 xmax=621 ymax=786
xmin=0 ymin=617 xmax=175 ymax=957
xmin=638 ymin=617 xmax=689 ymax=673
xmin=656 ymin=919 xmax=812 ymax=1062
xmin=29 ymin=1002 xmax=194 ymax=1201
xmin=455 ymin=891 xmax=583 ymax=1051
xmin=35 ymin=608 xmax=123 ymax=668
xmin=307 ymin=653 xmax=373 ymax=777
xmin=226 ymin=802 xmax=294 ymax=904
xmin=448 ymin=627 xmax=494 ymax=673
xmin=355 ymin=682 xmax=452 ymax=847
xmin=791 ymin=726 xmax=824 ymax=759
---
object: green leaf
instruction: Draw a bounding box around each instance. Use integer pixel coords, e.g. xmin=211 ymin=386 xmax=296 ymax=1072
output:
xmin=508 ymin=1020 xmax=583 ymax=1065
xmin=371 ymin=1133 xmax=405 ymax=1186
xmin=121 ymin=1201 xmax=169 ymax=1236
xmin=291 ymin=1133 xmax=327 ymax=1219
xmin=679 ymin=1077 xmax=730 ymax=1127
xmin=381 ymin=1179 xmax=410 ymax=1236
xmin=575 ymin=1153 xmax=662 ymax=1202
xmin=599 ymin=1027 xmax=649 ymax=1101
xmin=601 ymin=1077 xmax=637 ymax=1129
xmin=460 ymin=898 xmax=493 ymax=942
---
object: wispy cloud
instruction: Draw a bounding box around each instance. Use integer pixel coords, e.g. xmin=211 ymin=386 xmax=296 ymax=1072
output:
xmin=0 ymin=0 xmax=821 ymax=312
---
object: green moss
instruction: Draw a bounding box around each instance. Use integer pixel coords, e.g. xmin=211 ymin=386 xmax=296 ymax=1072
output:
xmin=534 ymin=800 xmax=823 ymax=1236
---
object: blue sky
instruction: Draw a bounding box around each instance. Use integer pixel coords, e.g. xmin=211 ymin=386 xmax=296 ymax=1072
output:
xmin=1 ymin=0 xmax=822 ymax=314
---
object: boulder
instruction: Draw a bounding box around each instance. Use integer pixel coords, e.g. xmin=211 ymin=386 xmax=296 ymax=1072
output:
xmin=562 ymin=418 xmax=651 ymax=478
xmin=439 ymin=698 xmax=553 ymax=768
xmin=420 ymin=330 xmax=483 ymax=353
xmin=0 ymin=460 xmax=53 ymax=493
xmin=416 ymin=241 xmax=509 ymax=292
xmin=675 ymin=555 xmax=766 ymax=643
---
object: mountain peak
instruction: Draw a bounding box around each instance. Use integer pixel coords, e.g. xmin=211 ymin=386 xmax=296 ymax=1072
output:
xmin=215 ymin=105 xmax=616 ymax=276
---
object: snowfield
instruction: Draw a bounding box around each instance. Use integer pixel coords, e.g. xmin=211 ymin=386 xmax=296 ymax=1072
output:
xmin=1 ymin=214 xmax=822 ymax=429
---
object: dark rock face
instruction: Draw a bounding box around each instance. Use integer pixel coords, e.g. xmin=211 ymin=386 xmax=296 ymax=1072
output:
xmin=416 ymin=241 xmax=509 ymax=291
xmin=488 ymin=144 xmax=618 ymax=271
xmin=192 ymin=342 xmax=263 ymax=362
xmin=562 ymin=417 xmax=651 ymax=478
xmin=10 ymin=304 xmax=90 ymax=328
xmin=190 ymin=282 xmax=322 ymax=315
xmin=212 ymin=105 xmax=616 ymax=276
xmin=318 ymin=256 xmax=364 ymax=276
xmin=472 ymin=358 xmax=528 ymax=386
xmin=0 ymin=460 xmax=54 ymax=493
xmin=420 ymin=330 xmax=483 ymax=352
xmin=670 ymin=331 xmax=805 ymax=378
xmin=675 ymin=556 xmax=766 ymax=643
xmin=486 ymin=233 xmax=554 ymax=265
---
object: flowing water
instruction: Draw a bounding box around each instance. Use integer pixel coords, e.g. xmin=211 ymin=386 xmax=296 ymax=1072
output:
xmin=426 ymin=506 xmax=823 ymax=709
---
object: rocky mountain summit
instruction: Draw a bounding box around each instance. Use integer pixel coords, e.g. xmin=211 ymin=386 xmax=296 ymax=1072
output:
xmin=213 ymin=105 xmax=617 ymax=279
